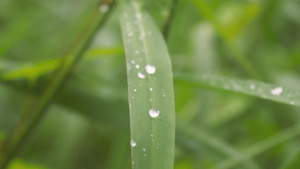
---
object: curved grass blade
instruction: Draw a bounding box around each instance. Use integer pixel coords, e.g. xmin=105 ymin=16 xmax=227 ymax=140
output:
xmin=120 ymin=1 xmax=175 ymax=169
xmin=175 ymin=74 xmax=300 ymax=107
xmin=176 ymin=123 xmax=260 ymax=169
xmin=0 ymin=47 xmax=124 ymax=82
xmin=0 ymin=1 xmax=116 ymax=168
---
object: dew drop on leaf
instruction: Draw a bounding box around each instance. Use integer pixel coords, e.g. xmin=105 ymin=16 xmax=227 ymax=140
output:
xmin=99 ymin=4 xmax=109 ymax=13
xmin=250 ymin=84 xmax=255 ymax=90
xmin=145 ymin=65 xmax=156 ymax=74
xmin=149 ymin=108 xmax=160 ymax=118
xmin=138 ymin=72 xmax=145 ymax=79
xmin=130 ymin=140 xmax=136 ymax=147
xmin=270 ymin=87 xmax=283 ymax=96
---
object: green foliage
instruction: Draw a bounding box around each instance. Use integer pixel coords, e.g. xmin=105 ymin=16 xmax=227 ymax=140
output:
xmin=0 ymin=0 xmax=299 ymax=168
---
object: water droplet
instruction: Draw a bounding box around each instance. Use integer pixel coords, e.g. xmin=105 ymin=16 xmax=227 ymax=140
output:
xmin=149 ymin=88 xmax=153 ymax=91
xmin=133 ymin=89 xmax=137 ymax=92
xmin=138 ymin=72 xmax=145 ymax=79
xmin=291 ymin=101 xmax=295 ymax=105
xmin=135 ymin=50 xmax=139 ymax=54
xmin=270 ymin=87 xmax=283 ymax=96
xmin=149 ymin=108 xmax=160 ymax=118
xmin=143 ymin=148 xmax=146 ymax=151
xmin=128 ymin=32 xmax=134 ymax=37
xmin=136 ymin=64 xmax=140 ymax=69
xmin=131 ymin=60 xmax=135 ymax=64
xmin=250 ymin=84 xmax=256 ymax=90
xmin=150 ymin=98 xmax=152 ymax=102
xmin=144 ymin=154 xmax=146 ymax=156
xmin=162 ymin=94 xmax=166 ymax=97
xmin=145 ymin=65 xmax=156 ymax=74
xmin=130 ymin=140 xmax=136 ymax=147
xmin=151 ymin=134 xmax=153 ymax=137
xmin=136 ymin=13 xmax=142 ymax=19
xmin=99 ymin=4 xmax=109 ymax=13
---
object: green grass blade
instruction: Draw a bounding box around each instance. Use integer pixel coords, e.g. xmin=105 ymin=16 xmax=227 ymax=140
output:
xmin=120 ymin=1 xmax=175 ymax=169
xmin=175 ymin=74 xmax=300 ymax=107
xmin=176 ymin=124 xmax=260 ymax=169
xmin=215 ymin=123 xmax=300 ymax=169
xmin=0 ymin=1 xmax=115 ymax=168
xmin=0 ymin=47 xmax=124 ymax=83
xmin=190 ymin=0 xmax=260 ymax=78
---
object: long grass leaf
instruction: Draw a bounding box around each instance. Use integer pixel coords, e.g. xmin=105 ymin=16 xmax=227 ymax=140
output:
xmin=0 ymin=1 xmax=115 ymax=168
xmin=175 ymin=74 xmax=300 ymax=107
xmin=0 ymin=47 xmax=124 ymax=82
xmin=120 ymin=1 xmax=176 ymax=169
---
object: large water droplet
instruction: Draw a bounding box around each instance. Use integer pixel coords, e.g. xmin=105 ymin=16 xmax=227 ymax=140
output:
xmin=145 ymin=65 xmax=156 ymax=74
xmin=270 ymin=87 xmax=283 ymax=96
xmin=138 ymin=72 xmax=145 ymax=79
xmin=149 ymin=108 xmax=160 ymax=118
xmin=130 ymin=140 xmax=136 ymax=147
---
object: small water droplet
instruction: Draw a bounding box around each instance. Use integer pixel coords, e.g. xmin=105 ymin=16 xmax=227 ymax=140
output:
xmin=128 ymin=32 xmax=134 ymax=37
xmin=99 ymin=4 xmax=109 ymax=13
xmin=135 ymin=50 xmax=139 ymax=54
xmin=144 ymin=154 xmax=146 ymax=156
xmin=136 ymin=13 xmax=142 ymax=19
xmin=151 ymin=134 xmax=153 ymax=137
xmin=250 ymin=84 xmax=256 ymax=90
xmin=162 ymin=94 xmax=166 ymax=97
xmin=291 ymin=101 xmax=295 ymax=105
xmin=138 ymin=72 xmax=145 ymax=79
xmin=136 ymin=64 xmax=140 ymax=69
xmin=133 ymin=89 xmax=137 ymax=92
xmin=143 ymin=148 xmax=146 ymax=151
xmin=130 ymin=140 xmax=136 ymax=147
xmin=131 ymin=60 xmax=135 ymax=64
xmin=270 ymin=87 xmax=283 ymax=96
xmin=149 ymin=108 xmax=160 ymax=118
xmin=149 ymin=88 xmax=153 ymax=91
xmin=145 ymin=65 xmax=156 ymax=74
xmin=150 ymin=98 xmax=152 ymax=102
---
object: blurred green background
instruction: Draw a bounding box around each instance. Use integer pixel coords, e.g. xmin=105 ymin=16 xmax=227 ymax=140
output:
xmin=0 ymin=0 xmax=300 ymax=168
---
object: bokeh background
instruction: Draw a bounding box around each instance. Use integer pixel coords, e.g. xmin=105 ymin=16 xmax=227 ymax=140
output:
xmin=0 ymin=0 xmax=300 ymax=168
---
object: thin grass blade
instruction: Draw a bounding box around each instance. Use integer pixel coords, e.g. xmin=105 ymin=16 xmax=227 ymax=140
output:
xmin=175 ymin=74 xmax=300 ymax=107
xmin=120 ymin=1 xmax=175 ymax=169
